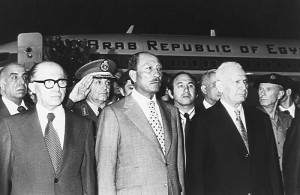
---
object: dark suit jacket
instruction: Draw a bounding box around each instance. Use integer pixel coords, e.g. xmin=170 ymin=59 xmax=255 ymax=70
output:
xmin=0 ymin=96 xmax=33 ymax=119
xmin=0 ymin=107 xmax=96 ymax=195
xmin=0 ymin=97 xmax=11 ymax=119
xmin=95 ymin=95 xmax=185 ymax=194
xmin=283 ymin=113 xmax=300 ymax=195
xmin=186 ymin=101 xmax=283 ymax=195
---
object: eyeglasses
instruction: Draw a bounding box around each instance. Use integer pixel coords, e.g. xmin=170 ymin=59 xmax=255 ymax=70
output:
xmin=32 ymin=79 xmax=68 ymax=89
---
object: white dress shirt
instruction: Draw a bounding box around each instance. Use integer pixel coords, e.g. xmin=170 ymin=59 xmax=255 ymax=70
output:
xmin=36 ymin=103 xmax=66 ymax=149
xmin=203 ymin=99 xmax=214 ymax=109
xmin=131 ymin=89 xmax=164 ymax=129
xmin=2 ymin=96 xmax=27 ymax=115
xmin=179 ymin=107 xmax=195 ymax=134
xmin=279 ymin=103 xmax=295 ymax=118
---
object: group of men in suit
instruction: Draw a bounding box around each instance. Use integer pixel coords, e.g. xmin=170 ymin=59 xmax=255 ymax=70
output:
xmin=1 ymin=51 xmax=300 ymax=195
xmin=0 ymin=52 xmax=185 ymax=195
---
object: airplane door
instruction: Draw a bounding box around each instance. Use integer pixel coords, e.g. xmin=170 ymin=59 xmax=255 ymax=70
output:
xmin=18 ymin=32 xmax=43 ymax=70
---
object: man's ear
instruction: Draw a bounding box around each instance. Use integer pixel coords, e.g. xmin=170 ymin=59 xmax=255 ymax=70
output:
xmin=129 ymin=70 xmax=137 ymax=83
xmin=216 ymin=81 xmax=224 ymax=93
xmin=28 ymin=82 xmax=36 ymax=94
xmin=168 ymin=89 xmax=174 ymax=100
xmin=0 ymin=79 xmax=5 ymax=90
xmin=278 ymin=90 xmax=285 ymax=100
xmin=286 ymin=89 xmax=292 ymax=96
xmin=120 ymin=88 xmax=125 ymax=97
xmin=200 ymin=85 xmax=207 ymax=95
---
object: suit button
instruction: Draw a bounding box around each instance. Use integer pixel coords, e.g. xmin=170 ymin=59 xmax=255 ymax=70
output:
xmin=166 ymin=163 xmax=169 ymax=166
xmin=164 ymin=183 xmax=168 ymax=187
xmin=54 ymin=178 xmax=58 ymax=183
xmin=245 ymin=153 xmax=249 ymax=158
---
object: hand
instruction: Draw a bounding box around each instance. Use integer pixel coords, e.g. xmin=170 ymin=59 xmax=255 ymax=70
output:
xmin=69 ymin=74 xmax=93 ymax=103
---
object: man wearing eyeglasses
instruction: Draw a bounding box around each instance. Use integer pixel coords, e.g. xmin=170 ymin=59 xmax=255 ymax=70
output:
xmin=65 ymin=59 xmax=116 ymax=127
xmin=0 ymin=63 xmax=30 ymax=118
xmin=0 ymin=61 xmax=96 ymax=195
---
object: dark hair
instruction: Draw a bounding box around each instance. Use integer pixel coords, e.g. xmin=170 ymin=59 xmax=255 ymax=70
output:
xmin=168 ymin=71 xmax=198 ymax=95
xmin=157 ymin=72 xmax=172 ymax=98
xmin=127 ymin=51 xmax=158 ymax=71
xmin=117 ymin=70 xmax=133 ymax=89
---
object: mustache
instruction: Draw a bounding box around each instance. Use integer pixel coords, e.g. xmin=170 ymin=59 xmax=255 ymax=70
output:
xmin=150 ymin=78 xmax=161 ymax=83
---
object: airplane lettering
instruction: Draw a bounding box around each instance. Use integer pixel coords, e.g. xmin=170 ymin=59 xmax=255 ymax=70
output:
xmin=115 ymin=42 xmax=125 ymax=50
xmin=195 ymin=44 xmax=204 ymax=52
xmin=88 ymin=40 xmax=99 ymax=49
xmin=207 ymin=45 xmax=219 ymax=52
xmin=103 ymin=42 xmax=112 ymax=50
xmin=128 ymin=42 xmax=137 ymax=50
xmin=183 ymin=44 xmax=192 ymax=51
xmin=279 ymin=47 xmax=287 ymax=54
xmin=289 ymin=47 xmax=298 ymax=54
xmin=251 ymin=46 xmax=258 ymax=53
xmin=240 ymin=46 xmax=250 ymax=53
xmin=161 ymin=43 xmax=169 ymax=51
xmin=266 ymin=44 xmax=300 ymax=55
xmin=147 ymin=41 xmax=158 ymax=50
xmin=222 ymin=45 xmax=231 ymax=52
xmin=171 ymin=44 xmax=180 ymax=51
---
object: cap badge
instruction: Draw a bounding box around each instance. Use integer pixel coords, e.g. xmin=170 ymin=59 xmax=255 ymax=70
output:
xmin=100 ymin=60 xmax=109 ymax=72
xmin=270 ymin=74 xmax=276 ymax=80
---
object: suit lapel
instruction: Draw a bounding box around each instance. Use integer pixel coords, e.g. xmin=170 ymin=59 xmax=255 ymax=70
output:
xmin=157 ymin=100 xmax=172 ymax=156
xmin=19 ymin=108 xmax=55 ymax=173
xmin=57 ymin=109 xmax=79 ymax=174
xmin=213 ymin=102 xmax=248 ymax=154
xmin=0 ymin=97 xmax=11 ymax=118
xmin=124 ymin=96 xmax=165 ymax=155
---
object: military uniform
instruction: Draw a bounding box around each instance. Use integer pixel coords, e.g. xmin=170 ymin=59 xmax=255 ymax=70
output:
xmin=65 ymin=59 xmax=116 ymax=136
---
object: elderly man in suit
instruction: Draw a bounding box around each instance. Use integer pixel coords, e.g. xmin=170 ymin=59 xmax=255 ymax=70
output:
xmin=0 ymin=62 xmax=29 ymax=118
xmin=95 ymin=51 xmax=185 ymax=194
xmin=186 ymin=62 xmax=283 ymax=194
xmin=198 ymin=69 xmax=221 ymax=111
xmin=0 ymin=61 xmax=96 ymax=195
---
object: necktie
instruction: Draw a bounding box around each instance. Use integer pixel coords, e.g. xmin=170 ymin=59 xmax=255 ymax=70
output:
xmin=234 ymin=110 xmax=249 ymax=152
xmin=184 ymin=113 xmax=190 ymax=144
xmin=17 ymin=106 xmax=26 ymax=113
xmin=44 ymin=113 xmax=63 ymax=173
xmin=148 ymin=101 xmax=165 ymax=154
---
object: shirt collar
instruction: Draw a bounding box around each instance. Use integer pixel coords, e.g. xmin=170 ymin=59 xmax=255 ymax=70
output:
xmin=86 ymin=100 xmax=100 ymax=115
xmin=131 ymin=88 xmax=158 ymax=105
xmin=2 ymin=96 xmax=27 ymax=115
xmin=279 ymin=103 xmax=296 ymax=118
xmin=179 ymin=107 xmax=195 ymax=119
xmin=203 ymin=99 xmax=213 ymax=109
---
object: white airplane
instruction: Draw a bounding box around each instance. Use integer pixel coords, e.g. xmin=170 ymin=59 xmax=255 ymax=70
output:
xmin=0 ymin=31 xmax=300 ymax=82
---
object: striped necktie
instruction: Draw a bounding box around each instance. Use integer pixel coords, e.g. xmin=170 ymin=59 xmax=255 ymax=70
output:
xmin=44 ymin=113 xmax=63 ymax=173
xmin=234 ymin=110 xmax=249 ymax=152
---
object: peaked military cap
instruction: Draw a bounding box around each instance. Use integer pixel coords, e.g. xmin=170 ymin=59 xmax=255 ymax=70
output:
xmin=75 ymin=59 xmax=116 ymax=79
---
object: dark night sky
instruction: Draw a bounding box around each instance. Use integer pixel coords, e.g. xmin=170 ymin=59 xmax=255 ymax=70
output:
xmin=0 ymin=0 xmax=300 ymax=44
